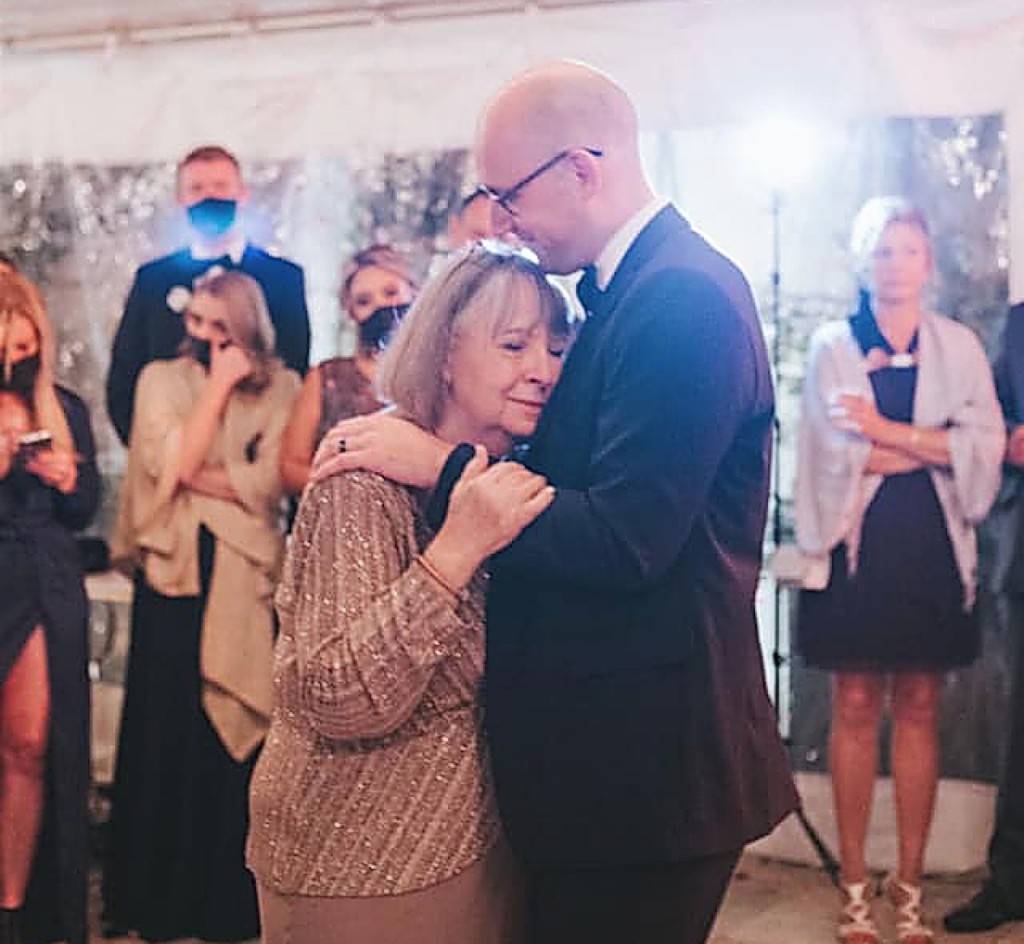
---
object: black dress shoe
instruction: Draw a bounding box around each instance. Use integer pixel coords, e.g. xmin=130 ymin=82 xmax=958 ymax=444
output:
xmin=944 ymin=881 xmax=1024 ymax=934
xmin=100 ymin=919 xmax=134 ymax=939
xmin=0 ymin=907 xmax=22 ymax=944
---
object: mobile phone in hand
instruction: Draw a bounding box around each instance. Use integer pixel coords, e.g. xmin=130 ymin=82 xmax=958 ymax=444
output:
xmin=16 ymin=430 xmax=53 ymax=461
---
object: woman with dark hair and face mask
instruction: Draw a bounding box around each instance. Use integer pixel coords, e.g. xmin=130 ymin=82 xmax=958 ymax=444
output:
xmin=0 ymin=269 xmax=100 ymax=944
xmin=279 ymin=244 xmax=418 ymax=494
xmin=104 ymin=269 xmax=299 ymax=944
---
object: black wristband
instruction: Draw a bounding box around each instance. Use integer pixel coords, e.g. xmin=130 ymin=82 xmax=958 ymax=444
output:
xmin=426 ymin=443 xmax=476 ymax=530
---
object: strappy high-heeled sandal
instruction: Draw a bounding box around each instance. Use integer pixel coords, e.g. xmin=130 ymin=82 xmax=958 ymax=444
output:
xmin=884 ymin=875 xmax=935 ymax=944
xmin=838 ymin=881 xmax=880 ymax=944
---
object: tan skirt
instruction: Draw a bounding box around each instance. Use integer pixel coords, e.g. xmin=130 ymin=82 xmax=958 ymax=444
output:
xmin=256 ymin=841 xmax=524 ymax=944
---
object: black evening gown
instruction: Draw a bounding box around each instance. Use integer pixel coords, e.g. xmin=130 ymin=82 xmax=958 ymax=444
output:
xmin=103 ymin=525 xmax=260 ymax=943
xmin=798 ymin=310 xmax=979 ymax=672
xmin=0 ymin=387 xmax=99 ymax=944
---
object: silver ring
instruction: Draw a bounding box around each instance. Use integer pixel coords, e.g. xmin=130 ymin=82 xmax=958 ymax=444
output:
xmin=336 ymin=438 xmax=347 ymax=454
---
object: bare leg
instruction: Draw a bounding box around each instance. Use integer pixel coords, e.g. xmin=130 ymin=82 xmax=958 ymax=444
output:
xmin=831 ymin=672 xmax=885 ymax=884
xmin=0 ymin=627 xmax=50 ymax=909
xmin=890 ymin=671 xmax=942 ymax=885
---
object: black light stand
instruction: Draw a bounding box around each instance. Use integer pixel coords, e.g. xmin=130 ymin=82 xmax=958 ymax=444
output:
xmin=767 ymin=189 xmax=842 ymax=888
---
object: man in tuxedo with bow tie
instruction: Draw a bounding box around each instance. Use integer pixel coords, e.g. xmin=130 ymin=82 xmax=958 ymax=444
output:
xmin=315 ymin=60 xmax=797 ymax=944
xmin=105 ymin=145 xmax=310 ymax=443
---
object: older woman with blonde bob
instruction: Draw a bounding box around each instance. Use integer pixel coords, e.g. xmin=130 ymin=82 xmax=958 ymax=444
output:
xmin=247 ymin=243 xmax=574 ymax=944
xmin=795 ymin=197 xmax=1005 ymax=944
xmin=106 ymin=270 xmax=299 ymax=943
xmin=279 ymin=244 xmax=418 ymax=493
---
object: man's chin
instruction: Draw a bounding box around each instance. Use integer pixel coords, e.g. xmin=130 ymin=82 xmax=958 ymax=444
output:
xmin=534 ymin=253 xmax=575 ymax=276
xmin=539 ymin=249 xmax=590 ymax=277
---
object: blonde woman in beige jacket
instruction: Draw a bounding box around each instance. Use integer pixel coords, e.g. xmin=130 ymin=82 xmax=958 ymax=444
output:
xmin=106 ymin=270 xmax=299 ymax=943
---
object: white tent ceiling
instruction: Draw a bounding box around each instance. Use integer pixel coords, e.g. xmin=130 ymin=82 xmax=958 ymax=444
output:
xmin=0 ymin=0 xmax=1011 ymax=50
xmin=3 ymin=0 xmax=1024 ymax=291
xmin=1 ymin=0 xmax=633 ymax=50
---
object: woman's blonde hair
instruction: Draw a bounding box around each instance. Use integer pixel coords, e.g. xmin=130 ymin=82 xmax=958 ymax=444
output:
xmin=376 ymin=242 xmax=574 ymax=432
xmin=849 ymin=196 xmax=932 ymax=288
xmin=188 ymin=269 xmax=279 ymax=392
xmin=0 ymin=269 xmax=74 ymax=453
xmin=338 ymin=244 xmax=419 ymax=315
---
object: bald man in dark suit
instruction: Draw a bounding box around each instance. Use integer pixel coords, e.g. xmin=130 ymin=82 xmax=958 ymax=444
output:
xmin=318 ymin=61 xmax=798 ymax=944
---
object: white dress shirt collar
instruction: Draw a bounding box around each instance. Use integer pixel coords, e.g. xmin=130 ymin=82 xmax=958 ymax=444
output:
xmin=593 ymin=197 xmax=669 ymax=290
xmin=190 ymin=230 xmax=247 ymax=264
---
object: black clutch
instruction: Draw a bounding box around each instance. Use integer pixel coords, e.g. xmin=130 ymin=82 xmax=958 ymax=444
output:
xmin=76 ymin=536 xmax=110 ymax=574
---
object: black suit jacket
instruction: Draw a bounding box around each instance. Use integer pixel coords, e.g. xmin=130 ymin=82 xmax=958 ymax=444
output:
xmin=105 ymin=245 xmax=310 ymax=443
xmin=484 ymin=206 xmax=798 ymax=866
xmin=991 ymin=302 xmax=1024 ymax=593
xmin=996 ymin=303 xmax=1024 ymax=427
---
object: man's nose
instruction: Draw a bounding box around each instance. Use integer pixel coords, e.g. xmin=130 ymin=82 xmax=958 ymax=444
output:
xmin=491 ymin=205 xmax=517 ymax=238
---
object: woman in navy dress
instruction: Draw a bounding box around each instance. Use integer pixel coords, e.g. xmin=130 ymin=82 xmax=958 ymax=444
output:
xmin=796 ymin=198 xmax=1005 ymax=944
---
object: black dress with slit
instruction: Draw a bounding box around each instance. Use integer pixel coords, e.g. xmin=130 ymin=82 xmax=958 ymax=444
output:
xmin=797 ymin=310 xmax=979 ymax=672
xmin=0 ymin=387 xmax=99 ymax=944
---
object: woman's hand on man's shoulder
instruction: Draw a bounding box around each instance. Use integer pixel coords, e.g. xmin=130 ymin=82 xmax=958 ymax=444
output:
xmin=311 ymin=411 xmax=449 ymax=489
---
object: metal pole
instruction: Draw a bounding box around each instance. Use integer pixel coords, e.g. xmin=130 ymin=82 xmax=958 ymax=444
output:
xmin=769 ymin=189 xmax=842 ymax=888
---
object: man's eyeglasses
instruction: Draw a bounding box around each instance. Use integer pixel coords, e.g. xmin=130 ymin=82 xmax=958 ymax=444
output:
xmin=478 ymin=147 xmax=603 ymax=218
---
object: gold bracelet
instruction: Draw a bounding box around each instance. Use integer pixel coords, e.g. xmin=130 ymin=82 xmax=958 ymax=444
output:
xmin=416 ymin=553 xmax=460 ymax=600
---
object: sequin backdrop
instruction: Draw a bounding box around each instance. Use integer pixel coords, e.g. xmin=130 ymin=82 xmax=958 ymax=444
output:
xmin=0 ymin=149 xmax=469 ymax=530
xmin=0 ymin=116 xmax=1011 ymax=780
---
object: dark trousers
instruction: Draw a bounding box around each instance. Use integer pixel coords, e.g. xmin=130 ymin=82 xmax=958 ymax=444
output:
xmin=990 ymin=593 xmax=1024 ymax=908
xmin=527 ymin=849 xmax=741 ymax=944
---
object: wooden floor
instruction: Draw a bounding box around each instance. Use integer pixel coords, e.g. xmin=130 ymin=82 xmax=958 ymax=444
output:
xmin=711 ymin=856 xmax=1024 ymax=944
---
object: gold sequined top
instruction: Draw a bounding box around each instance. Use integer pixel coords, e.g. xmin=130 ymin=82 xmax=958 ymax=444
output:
xmin=246 ymin=470 xmax=498 ymax=897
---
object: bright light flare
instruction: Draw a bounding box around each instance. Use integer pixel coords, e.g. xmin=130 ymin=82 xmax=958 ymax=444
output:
xmin=740 ymin=115 xmax=822 ymax=192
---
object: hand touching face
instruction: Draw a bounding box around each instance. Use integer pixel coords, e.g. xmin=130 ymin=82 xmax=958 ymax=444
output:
xmin=184 ymin=291 xmax=253 ymax=390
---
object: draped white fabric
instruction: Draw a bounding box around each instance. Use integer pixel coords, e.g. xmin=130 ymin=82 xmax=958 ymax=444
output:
xmin=5 ymin=0 xmax=1024 ymax=291
xmin=0 ymin=0 xmax=1020 ymax=160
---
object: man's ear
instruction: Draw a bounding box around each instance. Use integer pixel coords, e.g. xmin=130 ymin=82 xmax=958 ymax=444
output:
xmin=237 ymin=183 xmax=252 ymax=207
xmin=567 ymin=148 xmax=601 ymax=200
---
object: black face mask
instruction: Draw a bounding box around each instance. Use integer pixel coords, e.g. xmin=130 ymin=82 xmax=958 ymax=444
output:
xmin=358 ymin=304 xmax=410 ymax=353
xmin=184 ymin=336 xmax=212 ymax=369
xmin=186 ymin=197 xmax=239 ymax=239
xmin=1 ymin=353 xmax=41 ymax=398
